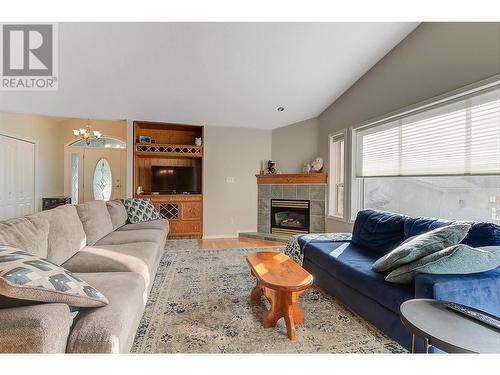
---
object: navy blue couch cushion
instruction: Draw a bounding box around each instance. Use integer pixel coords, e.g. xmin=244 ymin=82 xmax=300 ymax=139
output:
xmin=303 ymin=241 xmax=413 ymax=313
xmin=404 ymin=216 xmax=500 ymax=247
xmin=466 ymin=223 xmax=500 ymax=247
xmin=351 ymin=209 xmax=406 ymax=255
xmin=415 ymin=269 xmax=500 ymax=317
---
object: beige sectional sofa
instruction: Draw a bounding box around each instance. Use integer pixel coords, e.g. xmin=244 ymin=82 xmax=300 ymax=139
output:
xmin=0 ymin=200 xmax=168 ymax=353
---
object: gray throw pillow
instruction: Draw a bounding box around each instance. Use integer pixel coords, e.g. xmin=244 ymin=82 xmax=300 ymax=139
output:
xmin=385 ymin=245 xmax=500 ymax=284
xmin=0 ymin=245 xmax=108 ymax=307
xmin=372 ymin=223 xmax=471 ymax=272
xmin=122 ymin=198 xmax=160 ymax=224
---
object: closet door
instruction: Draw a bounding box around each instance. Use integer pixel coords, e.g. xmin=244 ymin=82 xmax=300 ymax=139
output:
xmin=0 ymin=135 xmax=35 ymax=220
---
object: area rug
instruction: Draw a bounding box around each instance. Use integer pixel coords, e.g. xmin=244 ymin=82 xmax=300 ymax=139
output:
xmin=131 ymin=240 xmax=405 ymax=353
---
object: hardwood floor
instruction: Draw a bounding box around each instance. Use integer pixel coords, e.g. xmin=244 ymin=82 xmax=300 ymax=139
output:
xmin=197 ymin=237 xmax=286 ymax=249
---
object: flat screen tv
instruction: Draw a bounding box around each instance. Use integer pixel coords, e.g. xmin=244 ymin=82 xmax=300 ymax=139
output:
xmin=151 ymin=166 xmax=200 ymax=194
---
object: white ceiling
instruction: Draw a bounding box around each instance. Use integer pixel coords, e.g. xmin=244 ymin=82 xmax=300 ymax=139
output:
xmin=0 ymin=22 xmax=418 ymax=129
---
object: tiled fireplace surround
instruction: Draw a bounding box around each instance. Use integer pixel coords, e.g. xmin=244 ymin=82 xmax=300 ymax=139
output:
xmin=257 ymin=184 xmax=326 ymax=235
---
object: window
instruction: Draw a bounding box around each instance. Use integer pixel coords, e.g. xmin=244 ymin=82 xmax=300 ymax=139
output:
xmin=93 ymin=158 xmax=112 ymax=201
xmin=70 ymin=136 xmax=125 ymax=149
xmin=355 ymin=87 xmax=500 ymax=177
xmin=362 ymin=176 xmax=500 ymax=224
xmin=352 ymin=83 xmax=500 ymax=223
xmin=328 ymin=132 xmax=346 ymax=219
xmin=70 ymin=153 xmax=79 ymax=204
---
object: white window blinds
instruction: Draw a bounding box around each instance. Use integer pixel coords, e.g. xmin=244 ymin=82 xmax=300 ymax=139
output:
xmin=356 ymin=86 xmax=500 ymax=177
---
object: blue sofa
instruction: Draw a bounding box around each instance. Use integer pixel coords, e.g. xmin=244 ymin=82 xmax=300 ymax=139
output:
xmin=301 ymin=209 xmax=500 ymax=352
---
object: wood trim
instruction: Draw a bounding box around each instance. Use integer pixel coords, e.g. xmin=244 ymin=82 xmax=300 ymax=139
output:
xmin=135 ymin=151 xmax=203 ymax=158
xmin=134 ymin=120 xmax=203 ymax=131
xmin=135 ymin=143 xmax=203 ymax=158
xmin=137 ymin=194 xmax=202 ymax=201
xmin=134 ymin=142 xmax=202 ymax=148
xmin=256 ymin=173 xmax=327 ymax=185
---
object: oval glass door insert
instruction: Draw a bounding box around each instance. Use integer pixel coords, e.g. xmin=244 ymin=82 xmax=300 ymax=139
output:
xmin=93 ymin=158 xmax=112 ymax=201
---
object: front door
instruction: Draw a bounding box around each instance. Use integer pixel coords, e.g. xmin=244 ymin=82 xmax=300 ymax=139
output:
xmin=65 ymin=146 xmax=126 ymax=203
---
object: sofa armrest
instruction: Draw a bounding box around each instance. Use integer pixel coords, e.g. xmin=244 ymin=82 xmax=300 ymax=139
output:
xmin=0 ymin=303 xmax=73 ymax=353
xmin=414 ymin=268 xmax=500 ymax=317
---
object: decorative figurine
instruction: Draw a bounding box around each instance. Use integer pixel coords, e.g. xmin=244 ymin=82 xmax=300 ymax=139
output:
xmin=311 ymin=157 xmax=324 ymax=172
xmin=195 ymin=137 xmax=202 ymax=146
xmin=267 ymin=160 xmax=277 ymax=174
xmin=303 ymin=163 xmax=312 ymax=173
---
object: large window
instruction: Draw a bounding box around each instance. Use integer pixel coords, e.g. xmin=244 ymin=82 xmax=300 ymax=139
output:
xmin=355 ymin=88 xmax=500 ymax=177
xmin=352 ymin=83 xmax=500 ymax=223
xmin=328 ymin=132 xmax=346 ymax=219
xmin=362 ymin=176 xmax=500 ymax=224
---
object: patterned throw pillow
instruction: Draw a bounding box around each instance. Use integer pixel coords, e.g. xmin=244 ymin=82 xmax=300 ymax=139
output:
xmin=0 ymin=245 xmax=108 ymax=307
xmin=122 ymin=198 xmax=161 ymax=224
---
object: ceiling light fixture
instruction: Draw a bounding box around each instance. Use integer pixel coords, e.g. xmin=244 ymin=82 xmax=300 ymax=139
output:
xmin=73 ymin=119 xmax=103 ymax=145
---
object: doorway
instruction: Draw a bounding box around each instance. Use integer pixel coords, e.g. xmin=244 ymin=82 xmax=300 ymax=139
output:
xmin=64 ymin=137 xmax=126 ymax=204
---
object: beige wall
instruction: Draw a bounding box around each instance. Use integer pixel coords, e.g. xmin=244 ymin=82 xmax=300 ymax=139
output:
xmin=0 ymin=113 xmax=128 ymax=211
xmin=271 ymin=117 xmax=319 ymax=173
xmin=203 ymin=126 xmax=272 ymax=237
xmin=0 ymin=112 xmax=65 ymax=208
xmin=317 ymin=22 xmax=500 ymax=232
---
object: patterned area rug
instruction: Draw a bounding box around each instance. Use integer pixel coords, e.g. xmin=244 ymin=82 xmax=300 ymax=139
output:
xmin=132 ymin=240 xmax=405 ymax=353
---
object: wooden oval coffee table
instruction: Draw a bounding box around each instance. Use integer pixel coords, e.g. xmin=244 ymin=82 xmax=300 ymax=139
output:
xmin=246 ymin=251 xmax=313 ymax=341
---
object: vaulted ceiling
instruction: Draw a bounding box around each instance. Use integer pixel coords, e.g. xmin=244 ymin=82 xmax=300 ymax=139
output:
xmin=0 ymin=22 xmax=419 ymax=129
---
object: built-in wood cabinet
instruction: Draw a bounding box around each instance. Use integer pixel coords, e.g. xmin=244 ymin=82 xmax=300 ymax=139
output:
xmin=133 ymin=121 xmax=203 ymax=239
xmin=141 ymin=194 xmax=203 ymax=238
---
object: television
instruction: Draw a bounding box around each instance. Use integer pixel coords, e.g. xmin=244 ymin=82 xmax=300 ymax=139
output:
xmin=151 ymin=166 xmax=200 ymax=194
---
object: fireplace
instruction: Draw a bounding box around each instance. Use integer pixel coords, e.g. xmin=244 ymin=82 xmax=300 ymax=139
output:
xmin=270 ymin=199 xmax=310 ymax=236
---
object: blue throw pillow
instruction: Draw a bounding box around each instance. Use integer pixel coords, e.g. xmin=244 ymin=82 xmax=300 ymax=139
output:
xmin=351 ymin=209 xmax=406 ymax=254
xmin=386 ymin=245 xmax=500 ymax=284
xmin=372 ymin=223 xmax=471 ymax=272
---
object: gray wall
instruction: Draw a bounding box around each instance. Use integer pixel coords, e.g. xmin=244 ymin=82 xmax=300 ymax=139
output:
xmin=203 ymin=126 xmax=272 ymax=237
xmin=317 ymin=22 xmax=500 ymax=232
xmin=271 ymin=117 xmax=319 ymax=173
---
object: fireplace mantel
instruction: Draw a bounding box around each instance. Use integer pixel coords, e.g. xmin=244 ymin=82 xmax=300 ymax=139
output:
xmin=256 ymin=173 xmax=327 ymax=185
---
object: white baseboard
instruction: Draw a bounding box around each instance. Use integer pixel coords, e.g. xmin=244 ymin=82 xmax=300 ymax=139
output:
xmin=236 ymin=229 xmax=257 ymax=235
xmin=202 ymin=229 xmax=257 ymax=239
xmin=202 ymin=234 xmax=236 ymax=239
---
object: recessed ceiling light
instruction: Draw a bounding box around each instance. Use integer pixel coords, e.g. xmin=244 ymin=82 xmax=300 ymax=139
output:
xmin=277 ymin=107 xmax=284 ymax=112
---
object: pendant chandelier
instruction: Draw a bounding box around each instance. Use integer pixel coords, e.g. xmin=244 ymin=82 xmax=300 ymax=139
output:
xmin=73 ymin=119 xmax=103 ymax=145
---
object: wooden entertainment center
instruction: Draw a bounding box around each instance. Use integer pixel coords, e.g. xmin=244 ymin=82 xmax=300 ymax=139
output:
xmin=133 ymin=121 xmax=203 ymax=239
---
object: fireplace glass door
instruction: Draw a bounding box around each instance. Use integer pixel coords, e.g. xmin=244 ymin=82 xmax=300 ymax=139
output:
xmin=270 ymin=199 xmax=310 ymax=236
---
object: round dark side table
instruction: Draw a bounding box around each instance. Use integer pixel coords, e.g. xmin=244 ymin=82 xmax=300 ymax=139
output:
xmin=400 ymin=299 xmax=500 ymax=353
